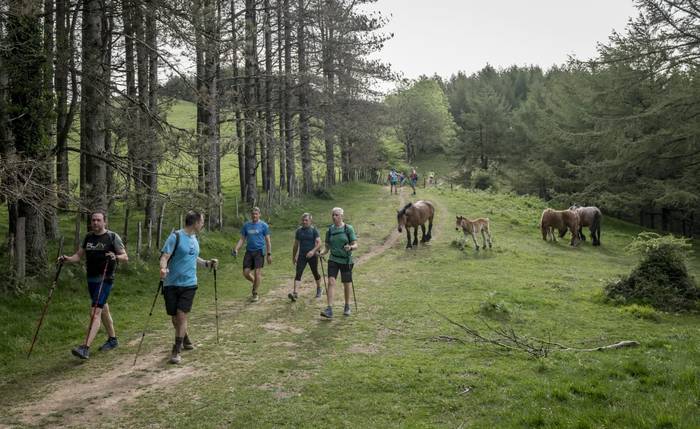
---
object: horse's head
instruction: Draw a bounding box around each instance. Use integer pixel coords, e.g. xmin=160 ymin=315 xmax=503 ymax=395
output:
xmin=397 ymin=203 xmax=412 ymax=232
xmin=569 ymin=204 xmax=581 ymax=211
xmin=455 ymin=216 xmax=464 ymax=231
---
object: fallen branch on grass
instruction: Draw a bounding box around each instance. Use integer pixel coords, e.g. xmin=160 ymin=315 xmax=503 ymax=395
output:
xmin=434 ymin=310 xmax=639 ymax=358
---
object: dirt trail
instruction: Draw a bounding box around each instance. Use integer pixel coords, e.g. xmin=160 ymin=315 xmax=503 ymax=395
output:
xmin=6 ymin=187 xmax=416 ymax=428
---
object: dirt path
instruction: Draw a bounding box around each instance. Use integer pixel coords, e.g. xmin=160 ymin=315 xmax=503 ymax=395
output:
xmin=6 ymin=188 xmax=415 ymax=428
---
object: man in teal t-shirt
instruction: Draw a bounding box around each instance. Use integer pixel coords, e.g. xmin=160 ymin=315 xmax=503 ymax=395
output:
xmin=320 ymin=207 xmax=358 ymax=318
xmin=159 ymin=210 xmax=218 ymax=364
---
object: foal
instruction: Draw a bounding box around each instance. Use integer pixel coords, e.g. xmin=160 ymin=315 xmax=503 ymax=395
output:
xmin=455 ymin=215 xmax=493 ymax=251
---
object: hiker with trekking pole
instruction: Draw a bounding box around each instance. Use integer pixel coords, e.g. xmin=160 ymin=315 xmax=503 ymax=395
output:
xmin=59 ymin=210 xmax=128 ymax=360
xmin=159 ymin=210 xmax=218 ymax=365
xmin=289 ymin=212 xmax=323 ymax=302
xmin=319 ymin=207 xmax=358 ymax=319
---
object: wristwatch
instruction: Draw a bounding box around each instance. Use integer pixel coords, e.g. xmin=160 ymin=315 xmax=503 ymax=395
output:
xmin=267 ymin=252 xmax=272 ymax=256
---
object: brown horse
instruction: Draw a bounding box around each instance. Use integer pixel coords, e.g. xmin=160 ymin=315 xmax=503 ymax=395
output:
xmin=569 ymin=205 xmax=602 ymax=246
xmin=397 ymin=201 xmax=435 ymax=248
xmin=540 ymin=208 xmax=580 ymax=246
xmin=455 ymin=215 xmax=492 ymax=251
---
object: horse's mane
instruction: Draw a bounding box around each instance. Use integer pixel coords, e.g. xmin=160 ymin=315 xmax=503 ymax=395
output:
xmin=398 ymin=202 xmax=412 ymax=217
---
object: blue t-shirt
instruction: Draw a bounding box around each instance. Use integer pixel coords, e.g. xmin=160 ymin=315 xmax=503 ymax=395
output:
xmin=161 ymin=230 xmax=199 ymax=287
xmin=241 ymin=220 xmax=270 ymax=252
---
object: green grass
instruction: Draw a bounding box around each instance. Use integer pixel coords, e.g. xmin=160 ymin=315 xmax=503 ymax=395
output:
xmin=2 ymin=180 xmax=699 ymax=428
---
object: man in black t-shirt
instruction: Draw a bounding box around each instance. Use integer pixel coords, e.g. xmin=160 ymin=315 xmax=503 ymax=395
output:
xmin=60 ymin=210 xmax=128 ymax=360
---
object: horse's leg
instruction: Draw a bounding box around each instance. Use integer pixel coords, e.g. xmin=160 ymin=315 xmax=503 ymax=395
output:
xmin=471 ymin=228 xmax=479 ymax=251
xmin=481 ymin=228 xmax=487 ymax=249
xmin=486 ymin=225 xmax=493 ymax=248
xmin=541 ymin=226 xmax=548 ymax=241
xmin=413 ymin=226 xmax=419 ymax=246
xmin=405 ymin=228 xmax=412 ymax=248
xmin=579 ymin=225 xmax=586 ymax=241
xmin=426 ymin=217 xmax=433 ymax=241
xmin=420 ymin=224 xmax=426 ymax=242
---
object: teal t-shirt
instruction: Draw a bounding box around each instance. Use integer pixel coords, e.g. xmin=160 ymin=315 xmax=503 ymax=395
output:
xmin=325 ymin=224 xmax=357 ymax=264
xmin=161 ymin=230 xmax=199 ymax=287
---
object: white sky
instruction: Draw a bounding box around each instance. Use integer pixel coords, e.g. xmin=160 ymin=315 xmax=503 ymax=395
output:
xmin=372 ymin=0 xmax=638 ymax=83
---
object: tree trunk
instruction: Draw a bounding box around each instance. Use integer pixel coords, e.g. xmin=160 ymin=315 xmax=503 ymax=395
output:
xmin=204 ymin=0 xmax=220 ymax=227
xmin=43 ymin=0 xmax=59 ymax=239
xmin=55 ymin=0 xmax=71 ymax=210
xmin=263 ymin=0 xmax=275 ymax=192
xmin=144 ymin=2 xmax=159 ymax=226
xmin=276 ymin=0 xmax=285 ymax=190
xmin=231 ymin=0 xmax=246 ymax=200
xmin=297 ymin=0 xmax=312 ymax=193
xmin=243 ymin=0 xmax=258 ymax=204
xmin=283 ymin=0 xmax=294 ymax=194
xmin=7 ymin=0 xmax=49 ymax=274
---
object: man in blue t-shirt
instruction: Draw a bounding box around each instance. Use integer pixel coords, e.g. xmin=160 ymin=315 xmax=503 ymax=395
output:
xmin=159 ymin=210 xmax=218 ymax=364
xmin=232 ymin=206 xmax=272 ymax=302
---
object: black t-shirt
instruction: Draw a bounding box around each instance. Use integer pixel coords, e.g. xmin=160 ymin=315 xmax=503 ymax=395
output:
xmin=295 ymin=226 xmax=320 ymax=256
xmin=82 ymin=231 xmax=125 ymax=280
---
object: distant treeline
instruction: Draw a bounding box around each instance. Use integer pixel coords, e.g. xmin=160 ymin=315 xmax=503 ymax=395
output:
xmin=388 ymin=1 xmax=699 ymax=236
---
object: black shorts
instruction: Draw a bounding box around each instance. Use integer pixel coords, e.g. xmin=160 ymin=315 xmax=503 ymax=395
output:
xmin=163 ymin=286 xmax=197 ymax=316
xmin=295 ymin=254 xmax=321 ymax=281
xmin=327 ymin=260 xmax=353 ymax=283
xmin=243 ymin=250 xmax=265 ymax=270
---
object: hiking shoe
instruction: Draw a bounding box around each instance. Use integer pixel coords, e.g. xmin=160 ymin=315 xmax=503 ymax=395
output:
xmin=71 ymin=345 xmax=89 ymax=360
xmin=183 ymin=335 xmax=194 ymax=351
xmin=343 ymin=304 xmax=351 ymax=317
xmin=320 ymin=306 xmax=333 ymax=319
xmin=98 ymin=336 xmax=118 ymax=352
xmin=288 ymin=292 xmax=298 ymax=302
xmin=251 ymin=293 xmax=260 ymax=302
xmin=170 ymin=345 xmax=182 ymax=364
xmin=315 ymin=287 xmax=322 ymax=298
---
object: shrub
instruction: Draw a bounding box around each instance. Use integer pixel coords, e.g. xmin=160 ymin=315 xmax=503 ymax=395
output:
xmin=478 ymin=299 xmax=510 ymax=320
xmin=605 ymin=233 xmax=699 ymax=312
xmin=470 ymin=169 xmax=495 ymax=190
xmin=619 ymin=304 xmax=661 ymax=322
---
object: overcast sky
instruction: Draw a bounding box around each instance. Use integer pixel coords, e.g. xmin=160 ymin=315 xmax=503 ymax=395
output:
xmin=372 ymin=0 xmax=638 ymax=83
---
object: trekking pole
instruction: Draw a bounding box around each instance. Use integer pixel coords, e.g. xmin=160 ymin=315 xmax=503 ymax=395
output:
xmin=133 ymin=279 xmax=163 ymax=366
xmin=83 ymin=260 xmax=111 ymax=348
xmin=27 ymin=237 xmax=65 ymax=359
xmin=319 ymin=254 xmax=328 ymax=296
xmin=351 ymin=279 xmax=358 ymax=312
xmin=213 ymin=266 xmax=219 ymax=344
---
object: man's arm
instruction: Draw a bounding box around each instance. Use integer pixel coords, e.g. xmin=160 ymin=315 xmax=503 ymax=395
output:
xmin=60 ymin=247 xmax=84 ymax=263
xmin=159 ymin=253 xmax=170 ymax=279
xmin=265 ymin=235 xmax=272 ymax=264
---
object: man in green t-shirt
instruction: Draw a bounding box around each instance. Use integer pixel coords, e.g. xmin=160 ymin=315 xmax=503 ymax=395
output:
xmin=320 ymin=207 xmax=358 ymax=318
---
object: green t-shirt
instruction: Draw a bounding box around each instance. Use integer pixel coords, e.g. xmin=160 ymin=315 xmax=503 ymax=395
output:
xmin=325 ymin=224 xmax=357 ymax=264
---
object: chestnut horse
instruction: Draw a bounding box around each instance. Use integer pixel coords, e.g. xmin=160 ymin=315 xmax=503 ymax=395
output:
xmin=397 ymin=201 xmax=435 ymax=248
xmin=455 ymin=215 xmax=493 ymax=251
xmin=540 ymin=208 xmax=579 ymax=246
xmin=569 ymin=205 xmax=602 ymax=246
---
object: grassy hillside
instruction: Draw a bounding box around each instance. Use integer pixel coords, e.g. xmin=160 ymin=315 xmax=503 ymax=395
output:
xmin=2 ymin=179 xmax=699 ymax=428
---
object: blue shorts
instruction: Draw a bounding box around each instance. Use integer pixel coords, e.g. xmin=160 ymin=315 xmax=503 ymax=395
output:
xmin=88 ymin=280 xmax=113 ymax=308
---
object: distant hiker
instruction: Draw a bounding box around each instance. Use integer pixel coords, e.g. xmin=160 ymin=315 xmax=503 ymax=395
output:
xmin=398 ymin=171 xmax=406 ymax=187
xmin=409 ymin=168 xmax=418 ymax=195
xmin=428 ymin=171 xmax=435 ymax=185
xmin=320 ymin=207 xmax=358 ymax=318
xmin=290 ymin=213 xmax=323 ymax=301
xmin=388 ymin=168 xmax=399 ymax=194
xmin=60 ymin=210 xmax=128 ymax=360
xmin=232 ymin=206 xmax=272 ymax=303
xmin=159 ymin=210 xmax=218 ymax=364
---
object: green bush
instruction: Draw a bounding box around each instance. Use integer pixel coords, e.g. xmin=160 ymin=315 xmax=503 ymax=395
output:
xmin=605 ymin=233 xmax=699 ymax=312
xmin=619 ymin=304 xmax=661 ymax=322
xmin=470 ymin=169 xmax=495 ymax=190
